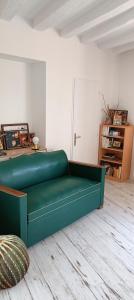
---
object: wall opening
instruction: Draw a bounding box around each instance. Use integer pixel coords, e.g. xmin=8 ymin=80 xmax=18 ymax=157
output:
xmin=0 ymin=53 xmax=46 ymax=147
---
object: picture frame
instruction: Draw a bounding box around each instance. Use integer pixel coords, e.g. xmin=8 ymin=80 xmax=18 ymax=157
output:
xmin=113 ymin=140 xmax=121 ymax=148
xmin=120 ymin=110 xmax=128 ymax=125
xmin=0 ymin=132 xmax=4 ymax=150
xmin=113 ymin=111 xmax=122 ymax=126
xmin=1 ymin=123 xmax=30 ymax=150
xmin=109 ymin=109 xmax=128 ymax=125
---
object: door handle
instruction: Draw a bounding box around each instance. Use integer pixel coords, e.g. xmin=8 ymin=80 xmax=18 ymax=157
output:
xmin=74 ymin=133 xmax=81 ymax=146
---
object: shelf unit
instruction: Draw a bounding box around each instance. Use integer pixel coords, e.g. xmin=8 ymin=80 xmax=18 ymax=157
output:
xmin=98 ymin=124 xmax=134 ymax=182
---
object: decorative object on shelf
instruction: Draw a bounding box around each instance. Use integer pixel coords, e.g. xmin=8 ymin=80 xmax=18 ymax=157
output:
xmin=121 ymin=110 xmax=128 ymax=125
xmin=103 ymin=153 xmax=116 ymax=160
xmin=29 ymin=132 xmax=35 ymax=144
xmin=0 ymin=235 xmax=29 ymax=289
xmin=102 ymin=136 xmax=123 ymax=149
xmin=0 ymin=133 xmax=3 ymax=150
xmin=104 ymin=164 xmax=122 ymax=179
xmin=113 ymin=110 xmax=122 ymax=125
xmin=113 ymin=140 xmax=121 ymax=148
xmin=0 ymin=133 xmax=7 ymax=156
xmin=102 ymin=103 xmax=112 ymax=125
xmin=101 ymin=94 xmax=119 ymax=125
xmin=101 ymin=94 xmax=128 ymax=126
xmin=1 ymin=123 xmax=30 ymax=150
xmin=102 ymin=136 xmax=110 ymax=148
xmin=113 ymin=110 xmax=128 ymax=125
xmin=109 ymin=129 xmax=121 ymax=137
xmin=32 ymin=136 xmax=40 ymax=150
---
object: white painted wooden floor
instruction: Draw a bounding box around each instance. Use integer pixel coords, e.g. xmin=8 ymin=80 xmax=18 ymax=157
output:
xmin=1 ymin=180 xmax=134 ymax=300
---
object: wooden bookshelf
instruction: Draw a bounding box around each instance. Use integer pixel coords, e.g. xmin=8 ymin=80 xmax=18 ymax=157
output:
xmin=98 ymin=124 xmax=134 ymax=182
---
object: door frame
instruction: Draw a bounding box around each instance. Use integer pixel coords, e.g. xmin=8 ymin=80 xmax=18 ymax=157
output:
xmin=71 ymin=78 xmax=102 ymax=161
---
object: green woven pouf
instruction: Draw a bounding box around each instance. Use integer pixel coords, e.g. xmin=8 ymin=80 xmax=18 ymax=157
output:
xmin=0 ymin=235 xmax=29 ymax=289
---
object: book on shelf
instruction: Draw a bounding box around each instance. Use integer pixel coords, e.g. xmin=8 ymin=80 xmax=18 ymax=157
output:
xmin=118 ymin=166 xmax=122 ymax=179
xmin=104 ymin=164 xmax=122 ymax=178
xmin=102 ymin=137 xmax=114 ymax=148
xmin=102 ymin=126 xmax=122 ymax=138
xmin=104 ymin=164 xmax=114 ymax=176
xmin=102 ymin=126 xmax=109 ymax=136
xmin=109 ymin=129 xmax=121 ymax=137
xmin=102 ymin=153 xmax=116 ymax=160
xmin=102 ymin=137 xmax=109 ymax=148
xmin=102 ymin=136 xmax=122 ymax=149
xmin=113 ymin=166 xmax=122 ymax=179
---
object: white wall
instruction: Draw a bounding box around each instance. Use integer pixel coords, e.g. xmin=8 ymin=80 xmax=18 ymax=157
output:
xmin=30 ymin=62 xmax=46 ymax=146
xmin=0 ymin=58 xmax=31 ymax=124
xmin=118 ymin=51 xmax=134 ymax=178
xmin=0 ymin=17 xmax=119 ymax=158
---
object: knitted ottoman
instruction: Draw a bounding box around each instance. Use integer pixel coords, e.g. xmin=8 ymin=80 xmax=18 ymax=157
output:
xmin=0 ymin=235 xmax=29 ymax=289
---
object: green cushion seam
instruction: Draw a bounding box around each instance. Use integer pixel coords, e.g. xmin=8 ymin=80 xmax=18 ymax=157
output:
xmin=28 ymin=188 xmax=100 ymax=223
xmin=28 ymin=182 xmax=100 ymax=217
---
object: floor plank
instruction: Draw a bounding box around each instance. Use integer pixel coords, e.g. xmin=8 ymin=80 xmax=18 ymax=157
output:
xmin=63 ymin=220 xmax=134 ymax=299
xmin=1 ymin=180 xmax=134 ymax=299
xmin=0 ymin=290 xmax=10 ymax=300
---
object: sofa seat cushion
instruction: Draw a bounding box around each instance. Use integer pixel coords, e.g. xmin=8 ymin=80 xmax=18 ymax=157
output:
xmin=23 ymin=175 xmax=101 ymax=222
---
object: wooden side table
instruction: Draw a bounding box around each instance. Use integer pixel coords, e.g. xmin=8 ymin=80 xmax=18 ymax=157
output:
xmin=0 ymin=146 xmax=47 ymax=161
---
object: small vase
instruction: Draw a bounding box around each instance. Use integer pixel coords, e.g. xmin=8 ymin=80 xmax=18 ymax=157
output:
xmin=103 ymin=118 xmax=112 ymax=125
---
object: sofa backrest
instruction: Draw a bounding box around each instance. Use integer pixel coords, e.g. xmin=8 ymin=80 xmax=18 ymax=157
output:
xmin=0 ymin=150 xmax=68 ymax=190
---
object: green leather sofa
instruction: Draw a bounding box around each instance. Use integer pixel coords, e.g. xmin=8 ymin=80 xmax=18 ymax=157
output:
xmin=0 ymin=150 xmax=105 ymax=247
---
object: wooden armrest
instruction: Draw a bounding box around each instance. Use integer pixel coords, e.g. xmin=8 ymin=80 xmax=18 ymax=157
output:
xmin=0 ymin=185 xmax=27 ymax=197
xmin=69 ymin=160 xmax=105 ymax=169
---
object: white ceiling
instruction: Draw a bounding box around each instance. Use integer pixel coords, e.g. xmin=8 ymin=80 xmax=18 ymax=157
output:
xmin=1 ymin=0 xmax=134 ymax=54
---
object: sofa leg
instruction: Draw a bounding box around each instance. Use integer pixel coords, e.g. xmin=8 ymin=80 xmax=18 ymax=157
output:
xmin=98 ymin=203 xmax=103 ymax=209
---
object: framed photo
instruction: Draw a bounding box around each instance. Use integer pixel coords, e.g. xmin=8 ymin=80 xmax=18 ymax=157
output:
xmin=0 ymin=132 xmax=4 ymax=150
xmin=113 ymin=140 xmax=121 ymax=148
xmin=109 ymin=109 xmax=128 ymax=125
xmin=121 ymin=110 xmax=128 ymax=125
xmin=113 ymin=111 xmax=122 ymax=125
xmin=1 ymin=123 xmax=30 ymax=150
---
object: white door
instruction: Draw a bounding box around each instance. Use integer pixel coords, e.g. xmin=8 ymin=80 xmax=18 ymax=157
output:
xmin=72 ymin=79 xmax=101 ymax=164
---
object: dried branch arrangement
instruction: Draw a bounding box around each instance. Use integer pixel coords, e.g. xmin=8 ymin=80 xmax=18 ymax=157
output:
xmin=101 ymin=94 xmax=119 ymax=124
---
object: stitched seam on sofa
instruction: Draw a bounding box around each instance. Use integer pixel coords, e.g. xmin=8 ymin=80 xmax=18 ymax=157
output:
xmin=28 ymin=189 xmax=100 ymax=223
xmin=28 ymin=188 xmax=100 ymax=223
xmin=28 ymin=182 xmax=101 ymax=217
